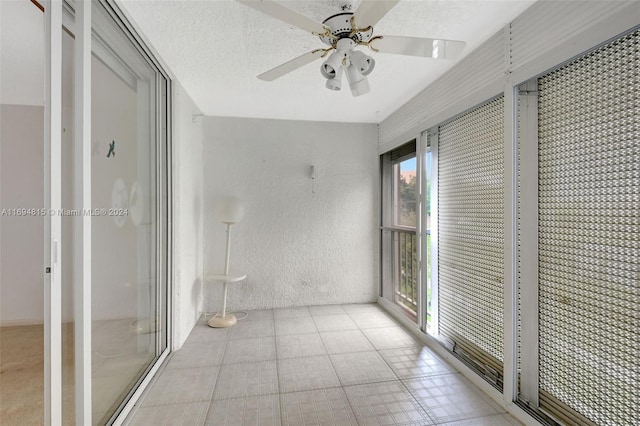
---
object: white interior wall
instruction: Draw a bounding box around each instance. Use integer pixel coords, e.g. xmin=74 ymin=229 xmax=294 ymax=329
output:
xmin=0 ymin=1 xmax=45 ymax=107
xmin=0 ymin=0 xmax=45 ymax=326
xmin=0 ymin=102 xmax=74 ymax=326
xmin=172 ymin=82 xmax=204 ymax=348
xmin=202 ymin=117 xmax=378 ymax=312
xmin=0 ymin=5 xmax=75 ymax=326
xmin=0 ymin=105 xmax=45 ymax=325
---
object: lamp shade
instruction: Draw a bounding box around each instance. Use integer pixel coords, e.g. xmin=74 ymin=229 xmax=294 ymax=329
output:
xmin=214 ymin=196 xmax=245 ymax=224
xmin=325 ymin=65 xmax=343 ymax=91
xmin=349 ymin=50 xmax=375 ymax=76
xmin=345 ymin=64 xmax=371 ymax=97
xmin=320 ymin=50 xmax=344 ymax=79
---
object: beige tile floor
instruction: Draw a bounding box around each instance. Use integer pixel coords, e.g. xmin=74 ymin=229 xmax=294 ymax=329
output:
xmin=126 ymin=304 xmax=523 ymax=426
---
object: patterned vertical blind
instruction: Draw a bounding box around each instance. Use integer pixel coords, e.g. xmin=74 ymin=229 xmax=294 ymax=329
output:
xmin=536 ymin=29 xmax=639 ymax=425
xmin=438 ymin=96 xmax=505 ymax=383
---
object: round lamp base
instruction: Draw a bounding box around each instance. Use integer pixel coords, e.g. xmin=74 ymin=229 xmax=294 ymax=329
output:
xmin=208 ymin=314 xmax=237 ymax=328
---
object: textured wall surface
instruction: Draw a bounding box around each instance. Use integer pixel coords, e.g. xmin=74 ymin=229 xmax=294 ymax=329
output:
xmin=203 ymin=117 xmax=378 ymax=311
xmin=172 ymin=82 xmax=204 ymax=348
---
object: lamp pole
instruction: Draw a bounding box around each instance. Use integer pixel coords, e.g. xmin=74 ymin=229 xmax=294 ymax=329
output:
xmin=207 ymin=196 xmax=245 ymax=328
xmin=221 ymin=223 xmax=232 ymax=318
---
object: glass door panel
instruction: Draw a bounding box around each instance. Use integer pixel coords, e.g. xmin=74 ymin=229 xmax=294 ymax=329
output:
xmin=1 ymin=1 xmax=168 ymax=423
xmin=90 ymin=3 xmax=167 ymax=423
xmin=0 ymin=3 xmax=47 ymax=423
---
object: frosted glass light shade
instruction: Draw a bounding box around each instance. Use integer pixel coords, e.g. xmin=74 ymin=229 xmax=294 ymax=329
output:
xmin=214 ymin=196 xmax=245 ymax=224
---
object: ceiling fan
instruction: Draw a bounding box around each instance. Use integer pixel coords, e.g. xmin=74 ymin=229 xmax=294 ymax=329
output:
xmin=236 ymin=0 xmax=466 ymax=97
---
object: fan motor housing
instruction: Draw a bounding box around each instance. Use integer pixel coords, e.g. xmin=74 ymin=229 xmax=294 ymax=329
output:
xmin=319 ymin=12 xmax=373 ymax=46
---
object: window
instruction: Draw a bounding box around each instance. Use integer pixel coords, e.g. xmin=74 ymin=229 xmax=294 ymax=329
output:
xmin=394 ymin=157 xmax=417 ymax=228
xmin=380 ymin=140 xmax=419 ymax=320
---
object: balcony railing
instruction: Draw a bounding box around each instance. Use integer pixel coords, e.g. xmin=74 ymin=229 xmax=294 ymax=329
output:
xmin=388 ymin=228 xmax=432 ymax=322
xmin=393 ymin=228 xmax=418 ymax=315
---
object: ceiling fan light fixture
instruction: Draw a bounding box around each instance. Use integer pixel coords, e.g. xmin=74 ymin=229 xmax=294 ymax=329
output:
xmin=238 ymin=0 xmax=465 ymax=97
xmin=349 ymin=50 xmax=375 ymax=76
xmin=320 ymin=49 xmax=346 ymax=79
xmin=349 ymin=77 xmax=370 ymax=96
xmin=321 ymin=64 xmax=335 ymax=79
xmin=321 ymin=38 xmax=354 ymax=79
xmin=345 ymin=64 xmax=370 ymax=97
xmin=320 ymin=50 xmax=344 ymax=79
xmin=325 ymin=65 xmax=343 ymax=91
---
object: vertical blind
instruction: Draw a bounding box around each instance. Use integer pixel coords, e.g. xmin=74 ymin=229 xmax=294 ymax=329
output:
xmin=536 ymin=29 xmax=639 ymax=425
xmin=438 ymin=96 xmax=505 ymax=384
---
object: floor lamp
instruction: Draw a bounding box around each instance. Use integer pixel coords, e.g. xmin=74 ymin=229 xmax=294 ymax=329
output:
xmin=208 ymin=196 xmax=245 ymax=328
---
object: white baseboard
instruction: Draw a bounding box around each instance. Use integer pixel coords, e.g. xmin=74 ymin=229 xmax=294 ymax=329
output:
xmin=0 ymin=318 xmax=44 ymax=327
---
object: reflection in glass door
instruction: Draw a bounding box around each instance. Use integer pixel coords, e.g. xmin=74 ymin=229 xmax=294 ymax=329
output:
xmin=89 ymin=2 xmax=168 ymax=423
xmin=90 ymin=53 xmax=156 ymax=424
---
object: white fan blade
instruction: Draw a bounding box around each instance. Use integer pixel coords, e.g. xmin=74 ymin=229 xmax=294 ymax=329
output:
xmin=370 ymin=36 xmax=466 ymax=60
xmin=353 ymin=0 xmax=400 ymax=28
xmin=257 ymin=50 xmax=326 ymax=81
xmin=236 ymin=0 xmax=327 ymax=35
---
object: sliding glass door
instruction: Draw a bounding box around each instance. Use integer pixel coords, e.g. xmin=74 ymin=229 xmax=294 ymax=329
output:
xmin=39 ymin=1 xmax=170 ymax=424
xmin=380 ymin=135 xmax=434 ymax=331
xmin=89 ymin=2 xmax=169 ymax=421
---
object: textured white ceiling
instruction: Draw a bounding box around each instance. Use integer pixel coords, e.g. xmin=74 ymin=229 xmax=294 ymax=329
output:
xmin=119 ymin=0 xmax=535 ymax=123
